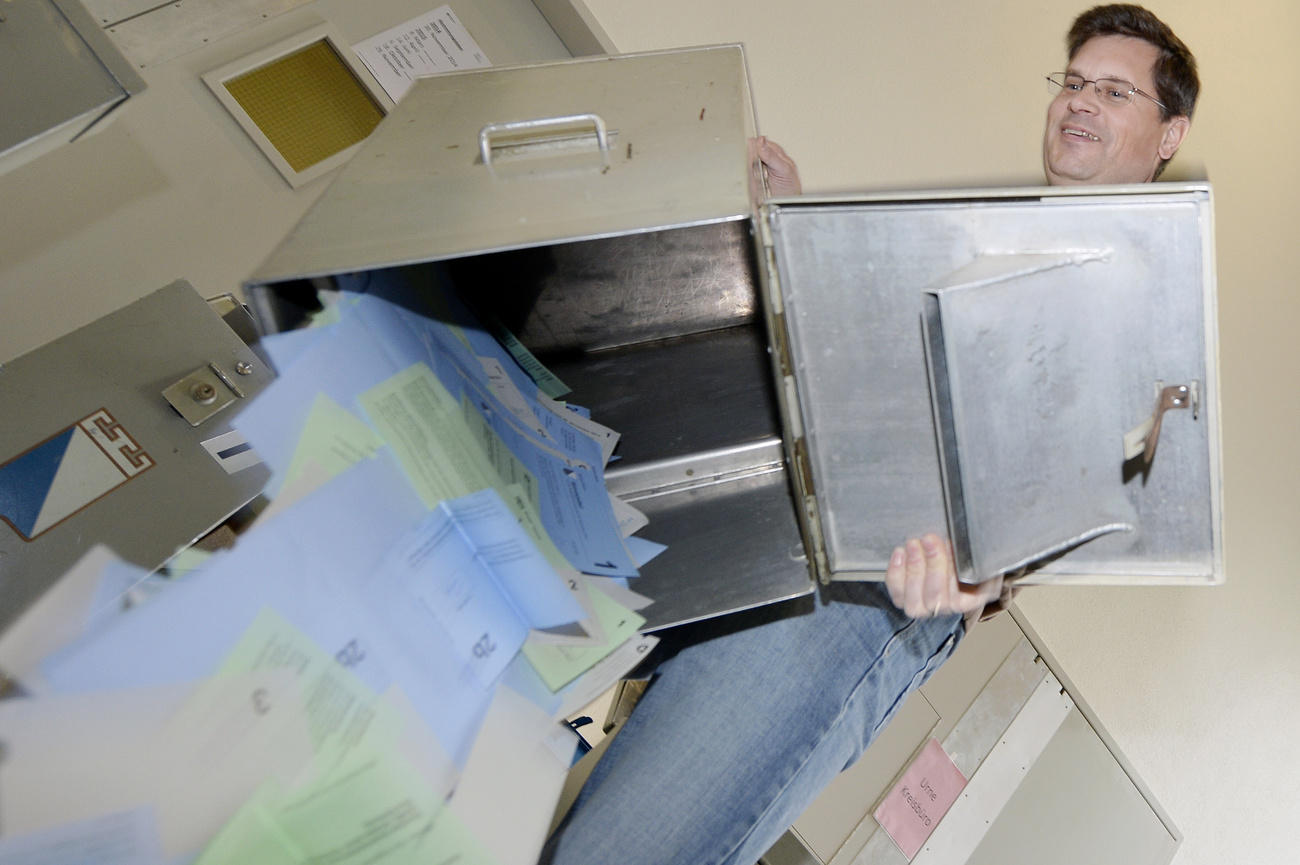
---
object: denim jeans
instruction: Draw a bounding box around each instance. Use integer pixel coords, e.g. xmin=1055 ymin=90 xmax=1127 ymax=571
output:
xmin=543 ymin=581 xmax=964 ymax=865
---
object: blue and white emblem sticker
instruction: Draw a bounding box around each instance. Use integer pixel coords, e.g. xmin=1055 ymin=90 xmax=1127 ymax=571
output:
xmin=0 ymin=409 xmax=154 ymax=541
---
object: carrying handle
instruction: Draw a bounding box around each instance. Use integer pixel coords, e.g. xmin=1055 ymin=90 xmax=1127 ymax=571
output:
xmin=478 ymin=113 xmax=609 ymax=164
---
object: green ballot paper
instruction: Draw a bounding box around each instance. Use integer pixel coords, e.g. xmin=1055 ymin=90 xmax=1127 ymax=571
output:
xmin=523 ymin=580 xmax=645 ymax=691
xmin=195 ymin=747 xmax=451 ymax=865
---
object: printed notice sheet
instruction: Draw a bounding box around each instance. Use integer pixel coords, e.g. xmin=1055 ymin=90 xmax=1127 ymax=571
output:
xmin=353 ymin=6 xmax=490 ymax=102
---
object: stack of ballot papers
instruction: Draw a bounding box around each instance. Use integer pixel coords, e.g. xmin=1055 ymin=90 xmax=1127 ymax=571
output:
xmin=0 ymin=276 xmax=667 ymax=865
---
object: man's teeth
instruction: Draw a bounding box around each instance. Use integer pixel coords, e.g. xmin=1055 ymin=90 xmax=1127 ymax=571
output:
xmin=1065 ymin=128 xmax=1101 ymax=141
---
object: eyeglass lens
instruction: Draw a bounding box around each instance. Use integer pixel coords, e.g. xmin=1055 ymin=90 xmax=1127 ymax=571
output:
xmin=1048 ymin=74 xmax=1135 ymax=106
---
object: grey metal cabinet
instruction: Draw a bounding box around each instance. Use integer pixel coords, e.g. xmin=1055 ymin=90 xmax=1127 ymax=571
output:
xmin=0 ymin=0 xmax=144 ymax=176
xmin=772 ymin=611 xmax=1179 ymax=865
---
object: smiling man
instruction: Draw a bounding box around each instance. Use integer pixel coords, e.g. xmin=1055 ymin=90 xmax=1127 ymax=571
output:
xmin=545 ymin=7 xmax=1200 ymax=865
xmin=1043 ymin=4 xmax=1198 ymax=185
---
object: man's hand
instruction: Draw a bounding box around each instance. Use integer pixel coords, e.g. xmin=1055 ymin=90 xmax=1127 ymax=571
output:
xmin=751 ymin=136 xmax=802 ymax=196
xmin=884 ymin=533 xmax=1003 ymax=619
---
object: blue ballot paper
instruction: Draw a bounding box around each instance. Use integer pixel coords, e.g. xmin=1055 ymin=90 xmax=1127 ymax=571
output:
xmin=439 ymin=489 xmax=587 ymax=629
xmin=337 ymin=268 xmax=543 ymax=406
xmin=0 ymin=809 xmax=165 ymax=865
xmin=39 ymin=456 xmax=549 ymax=766
xmin=233 ymin=313 xmax=402 ymax=497
xmin=353 ymin=289 xmax=638 ymax=577
xmin=351 ymin=278 xmax=592 ymax=461
xmin=370 ymin=487 xmax=586 ymax=687
xmin=336 ymin=273 xmax=621 ymax=475
xmin=236 ymin=282 xmax=638 ymax=578
xmin=259 ymin=323 xmax=332 ymax=373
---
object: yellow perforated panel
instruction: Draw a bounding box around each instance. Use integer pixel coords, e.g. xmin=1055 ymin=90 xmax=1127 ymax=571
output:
xmin=224 ymin=40 xmax=384 ymax=173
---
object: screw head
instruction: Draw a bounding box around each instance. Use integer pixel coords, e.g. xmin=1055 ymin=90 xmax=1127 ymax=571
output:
xmin=235 ymin=361 xmax=254 ymax=375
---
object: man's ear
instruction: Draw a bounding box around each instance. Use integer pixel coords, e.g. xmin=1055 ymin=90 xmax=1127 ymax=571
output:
xmin=1158 ymin=115 xmax=1191 ymax=161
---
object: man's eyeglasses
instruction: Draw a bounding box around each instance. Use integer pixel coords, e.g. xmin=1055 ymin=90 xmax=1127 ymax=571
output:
xmin=1046 ymin=73 xmax=1168 ymax=111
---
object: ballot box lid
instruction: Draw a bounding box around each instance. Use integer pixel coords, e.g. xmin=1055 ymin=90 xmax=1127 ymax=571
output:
xmin=247 ymin=44 xmax=756 ymax=292
xmin=761 ymin=183 xmax=1223 ymax=586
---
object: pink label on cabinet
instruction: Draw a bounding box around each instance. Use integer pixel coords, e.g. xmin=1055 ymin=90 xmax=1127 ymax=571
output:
xmin=873 ymin=738 xmax=967 ymax=859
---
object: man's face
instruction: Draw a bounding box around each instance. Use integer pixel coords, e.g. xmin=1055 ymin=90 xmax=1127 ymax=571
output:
xmin=1042 ymin=34 xmax=1189 ymax=185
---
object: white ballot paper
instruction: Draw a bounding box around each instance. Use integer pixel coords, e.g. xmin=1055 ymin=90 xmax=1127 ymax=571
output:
xmin=0 ymin=545 xmax=143 ymax=689
xmin=448 ymin=685 xmax=577 ymax=865
xmin=0 ymin=672 xmax=316 ymax=861
xmin=353 ymin=5 xmax=490 ymax=103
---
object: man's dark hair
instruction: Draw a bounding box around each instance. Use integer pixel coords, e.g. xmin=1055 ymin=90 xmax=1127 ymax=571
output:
xmin=1068 ymin=4 xmax=1199 ymax=121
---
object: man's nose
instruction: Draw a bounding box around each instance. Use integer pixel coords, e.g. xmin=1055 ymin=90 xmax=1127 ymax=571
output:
xmin=1067 ymin=85 xmax=1101 ymax=113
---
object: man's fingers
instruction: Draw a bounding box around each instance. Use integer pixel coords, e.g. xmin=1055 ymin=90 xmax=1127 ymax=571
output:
xmin=902 ymin=537 xmax=927 ymax=617
xmin=920 ymin=533 xmax=949 ymax=615
xmin=960 ymin=572 xmax=1005 ymax=611
xmin=754 ymin=136 xmax=802 ymax=195
xmin=885 ymin=545 xmax=907 ymax=609
xmin=886 ymin=534 xmax=1001 ymax=619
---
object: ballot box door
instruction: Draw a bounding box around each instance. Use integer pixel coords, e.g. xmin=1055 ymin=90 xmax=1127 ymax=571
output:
xmin=0 ymin=281 xmax=273 ymax=633
xmin=760 ymin=185 xmax=1222 ymax=586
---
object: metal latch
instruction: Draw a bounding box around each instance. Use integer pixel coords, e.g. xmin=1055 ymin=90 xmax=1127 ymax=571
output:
xmin=1123 ymin=381 xmax=1199 ymax=464
xmin=162 ymin=360 xmax=255 ymax=426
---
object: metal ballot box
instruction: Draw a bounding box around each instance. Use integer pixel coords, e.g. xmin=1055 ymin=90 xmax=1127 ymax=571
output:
xmin=0 ymin=282 xmax=273 ymax=634
xmin=246 ymin=47 xmax=1222 ymax=629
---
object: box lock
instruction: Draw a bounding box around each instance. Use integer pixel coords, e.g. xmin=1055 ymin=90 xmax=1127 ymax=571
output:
xmin=163 ymin=361 xmax=254 ymax=426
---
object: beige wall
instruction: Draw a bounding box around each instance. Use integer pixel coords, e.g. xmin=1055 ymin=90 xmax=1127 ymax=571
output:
xmin=583 ymin=2 xmax=1300 ymax=863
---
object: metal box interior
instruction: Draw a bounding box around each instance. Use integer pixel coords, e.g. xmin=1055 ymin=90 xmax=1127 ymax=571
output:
xmin=245 ymin=46 xmax=816 ymax=631
xmin=249 ymin=220 xmax=813 ymax=632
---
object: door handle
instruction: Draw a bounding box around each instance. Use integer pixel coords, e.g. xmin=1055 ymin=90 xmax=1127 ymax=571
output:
xmin=1123 ymin=382 xmax=1198 ymax=465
